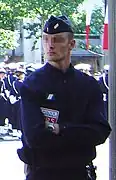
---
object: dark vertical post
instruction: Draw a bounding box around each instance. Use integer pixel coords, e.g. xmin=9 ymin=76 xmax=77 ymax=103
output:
xmin=108 ymin=0 xmax=116 ymax=179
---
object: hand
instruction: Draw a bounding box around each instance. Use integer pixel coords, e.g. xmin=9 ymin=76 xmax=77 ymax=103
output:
xmin=52 ymin=123 xmax=60 ymax=135
xmin=45 ymin=121 xmax=60 ymax=135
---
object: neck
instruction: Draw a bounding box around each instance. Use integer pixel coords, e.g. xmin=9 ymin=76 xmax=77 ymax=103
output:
xmin=48 ymin=61 xmax=70 ymax=72
xmin=48 ymin=57 xmax=71 ymax=72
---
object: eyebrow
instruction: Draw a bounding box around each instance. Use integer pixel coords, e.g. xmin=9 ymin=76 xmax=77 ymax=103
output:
xmin=43 ymin=34 xmax=65 ymax=38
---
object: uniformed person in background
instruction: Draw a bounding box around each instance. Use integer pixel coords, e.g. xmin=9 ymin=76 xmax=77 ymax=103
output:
xmin=25 ymin=65 xmax=36 ymax=78
xmin=74 ymin=63 xmax=92 ymax=76
xmin=98 ymin=65 xmax=109 ymax=120
xmin=17 ymin=15 xmax=111 ymax=180
xmin=25 ymin=63 xmax=44 ymax=78
xmin=0 ymin=68 xmax=7 ymax=125
xmin=9 ymin=67 xmax=25 ymax=130
xmin=2 ymin=63 xmax=17 ymax=127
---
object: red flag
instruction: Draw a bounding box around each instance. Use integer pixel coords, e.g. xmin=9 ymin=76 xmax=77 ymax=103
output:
xmin=103 ymin=6 xmax=108 ymax=50
xmin=86 ymin=10 xmax=92 ymax=50
xmin=86 ymin=25 xmax=90 ymax=50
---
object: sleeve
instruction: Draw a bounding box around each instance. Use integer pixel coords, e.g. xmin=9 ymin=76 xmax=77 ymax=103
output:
xmin=59 ymin=78 xmax=111 ymax=147
xmin=20 ymin=82 xmax=57 ymax=149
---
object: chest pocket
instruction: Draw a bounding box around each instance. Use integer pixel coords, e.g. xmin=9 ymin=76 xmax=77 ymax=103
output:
xmin=36 ymin=90 xmax=58 ymax=110
xmin=37 ymin=91 xmax=59 ymax=123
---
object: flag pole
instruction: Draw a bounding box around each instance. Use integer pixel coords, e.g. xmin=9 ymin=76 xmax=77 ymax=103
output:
xmin=86 ymin=25 xmax=90 ymax=50
xmin=103 ymin=6 xmax=108 ymax=50
xmin=84 ymin=0 xmax=94 ymax=50
xmin=102 ymin=5 xmax=108 ymax=65
xmin=108 ymin=0 xmax=116 ymax=179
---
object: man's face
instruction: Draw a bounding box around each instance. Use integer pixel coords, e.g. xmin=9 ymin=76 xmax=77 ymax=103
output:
xmin=42 ymin=32 xmax=75 ymax=62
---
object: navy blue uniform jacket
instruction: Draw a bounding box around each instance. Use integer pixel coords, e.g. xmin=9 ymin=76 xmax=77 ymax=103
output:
xmin=18 ymin=63 xmax=111 ymax=168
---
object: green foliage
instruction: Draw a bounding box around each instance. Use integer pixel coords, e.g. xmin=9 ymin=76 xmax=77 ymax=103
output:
xmin=90 ymin=6 xmax=104 ymax=35
xmin=24 ymin=5 xmax=104 ymax=51
xmin=71 ymin=11 xmax=86 ymax=34
xmin=71 ymin=6 xmax=104 ymax=35
xmin=0 ymin=29 xmax=19 ymax=55
xmin=78 ymin=40 xmax=102 ymax=54
xmin=0 ymin=0 xmax=104 ymax=54
xmin=0 ymin=1 xmax=29 ymax=30
xmin=72 ymin=6 xmax=104 ymax=54
xmin=0 ymin=0 xmax=29 ymax=55
xmin=22 ymin=0 xmax=84 ymax=50
xmin=0 ymin=2 xmax=13 ymax=30
xmin=0 ymin=0 xmax=84 ymax=52
xmin=22 ymin=0 xmax=84 ymax=18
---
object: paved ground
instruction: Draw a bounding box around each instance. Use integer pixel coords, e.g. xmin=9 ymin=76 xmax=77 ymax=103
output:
xmin=93 ymin=139 xmax=109 ymax=180
xmin=0 ymin=140 xmax=25 ymax=180
xmin=0 ymin=139 xmax=109 ymax=180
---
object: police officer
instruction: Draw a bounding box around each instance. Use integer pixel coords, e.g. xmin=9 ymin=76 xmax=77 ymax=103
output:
xmin=9 ymin=68 xmax=25 ymax=130
xmin=17 ymin=15 xmax=111 ymax=180
xmin=0 ymin=68 xmax=7 ymax=125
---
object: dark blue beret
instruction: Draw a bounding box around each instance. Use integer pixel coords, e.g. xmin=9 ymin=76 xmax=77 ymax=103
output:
xmin=43 ymin=15 xmax=73 ymax=34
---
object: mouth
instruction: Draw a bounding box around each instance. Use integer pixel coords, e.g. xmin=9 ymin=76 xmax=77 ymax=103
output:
xmin=47 ymin=52 xmax=56 ymax=56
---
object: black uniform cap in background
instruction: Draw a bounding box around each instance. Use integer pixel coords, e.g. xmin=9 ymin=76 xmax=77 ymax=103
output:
xmin=43 ymin=15 xmax=73 ymax=34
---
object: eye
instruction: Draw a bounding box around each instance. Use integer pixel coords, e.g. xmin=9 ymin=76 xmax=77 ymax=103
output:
xmin=53 ymin=36 xmax=64 ymax=43
xmin=43 ymin=35 xmax=48 ymax=42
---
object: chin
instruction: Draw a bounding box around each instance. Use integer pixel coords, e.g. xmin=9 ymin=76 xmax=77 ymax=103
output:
xmin=48 ymin=57 xmax=59 ymax=62
xmin=48 ymin=56 xmax=64 ymax=62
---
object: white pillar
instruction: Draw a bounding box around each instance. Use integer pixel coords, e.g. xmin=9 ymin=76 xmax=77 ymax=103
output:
xmin=23 ymin=18 xmax=42 ymax=64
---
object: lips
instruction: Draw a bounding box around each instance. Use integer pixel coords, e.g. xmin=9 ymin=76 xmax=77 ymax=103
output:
xmin=47 ymin=52 xmax=56 ymax=55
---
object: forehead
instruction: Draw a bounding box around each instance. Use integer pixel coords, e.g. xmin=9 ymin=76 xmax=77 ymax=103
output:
xmin=42 ymin=32 xmax=68 ymax=38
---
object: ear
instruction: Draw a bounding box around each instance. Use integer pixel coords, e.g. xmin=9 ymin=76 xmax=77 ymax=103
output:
xmin=69 ymin=39 xmax=76 ymax=50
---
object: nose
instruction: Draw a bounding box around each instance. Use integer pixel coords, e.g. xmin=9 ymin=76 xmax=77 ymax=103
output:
xmin=47 ymin=38 xmax=55 ymax=49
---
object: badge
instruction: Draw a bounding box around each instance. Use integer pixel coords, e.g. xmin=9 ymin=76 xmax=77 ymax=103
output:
xmin=54 ymin=23 xmax=59 ymax=29
xmin=40 ymin=107 xmax=59 ymax=123
xmin=103 ymin=93 xmax=107 ymax=102
xmin=47 ymin=94 xmax=54 ymax=100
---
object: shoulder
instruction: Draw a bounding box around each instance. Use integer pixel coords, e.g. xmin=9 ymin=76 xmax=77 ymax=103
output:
xmin=74 ymin=68 xmax=100 ymax=88
xmin=21 ymin=64 xmax=47 ymax=92
xmin=74 ymin=69 xmax=102 ymax=100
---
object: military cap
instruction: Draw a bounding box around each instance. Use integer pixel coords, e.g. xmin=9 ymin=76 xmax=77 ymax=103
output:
xmin=15 ymin=68 xmax=25 ymax=74
xmin=31 ymin=63 xmax=45 ymax=70
xmin=104 ymin=64 xmax=109 ymax=71
xmin=74 ymin=63 xmax=91 ymax=71
xmin=43 ymin=15 xmax=73 ymax=34
xmin=0 ymin=68 xmax=6 ymax=74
